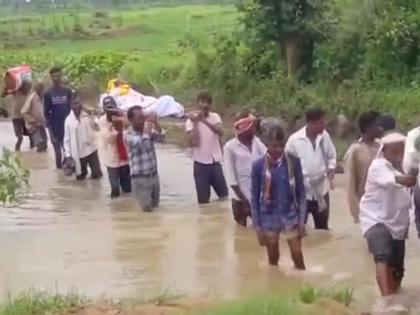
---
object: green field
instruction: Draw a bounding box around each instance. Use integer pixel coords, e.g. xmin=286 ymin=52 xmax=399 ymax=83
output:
xmin=0 ymin=4 xmax=239 ymax=104
xmin=0 ymin=5 xmax=237 ymax=53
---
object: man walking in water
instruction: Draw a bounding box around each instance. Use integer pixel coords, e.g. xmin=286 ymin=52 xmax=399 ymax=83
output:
xmin=403 ymin=125 xmax=420 ymax=239
xmin=224 ymin=112 xmax=266 ymax=226
xmin=21 ymin=82 xmax=48 ymax=152
xmin=251 ymin=124 xmax=306 ymax=268
xmin=125 ymin=106 xmax=163 ymax=212
xmin=2 ymin=80 xmax=33 ymax=151
xmin=185 ymin=91 xmax=229 ymax=204
xmin=99 ymin=96 xmax=132 ymax=199
xmin=44 ymin=67 xmax=72 ymax=169
xmin=346 ymin=111 xmax=383 ymax=223
xmin=64 ymin=97 xmax=102 ymax=180
xmin=360 ymin=132 xmax=414 ymax=296
xmin=285 ymin=108 xmax=337 ymax=230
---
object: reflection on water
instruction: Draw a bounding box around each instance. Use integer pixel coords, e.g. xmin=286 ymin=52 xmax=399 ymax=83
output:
xmin=0 ymin=121 xmax=420 ymax=312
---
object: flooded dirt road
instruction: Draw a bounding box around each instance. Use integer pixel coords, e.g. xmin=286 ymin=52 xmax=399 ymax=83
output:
xmin=0 ymin=121 xmax=420 ymax=311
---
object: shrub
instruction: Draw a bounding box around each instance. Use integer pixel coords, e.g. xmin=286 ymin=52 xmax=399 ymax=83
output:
xmin=0 ymin=148 xmax=29 ymax=204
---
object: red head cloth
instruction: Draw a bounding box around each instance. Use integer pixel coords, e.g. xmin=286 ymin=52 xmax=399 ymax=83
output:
xmin=234 ymin=114 xmax=256 ymax=134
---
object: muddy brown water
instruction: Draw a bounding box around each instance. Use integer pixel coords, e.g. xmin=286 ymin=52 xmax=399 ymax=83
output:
xmin=0 ymin=121 xmax=420 ymax=313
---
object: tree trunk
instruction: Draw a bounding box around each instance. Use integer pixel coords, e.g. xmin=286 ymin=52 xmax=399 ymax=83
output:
xmin=284 ymin=34 xmax=302 ymax=79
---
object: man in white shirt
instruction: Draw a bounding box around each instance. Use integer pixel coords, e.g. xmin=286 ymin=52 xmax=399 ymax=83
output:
xmin=360 ymin=132 xmax=415 ymax=296
xmin=185 ymin=92 xmax=228 ymax=204
xmin=64 ymin=97 xmax=102 ymax=180
xmin=224 ymin=113 xmax=266 ymax=226
xmin=98 ymin=96 xmax=131 ymax=198
xmin=285 ymin=108 xmax=337 ymax=230
xmin=403 ymin=126 xmax=420 ymax=239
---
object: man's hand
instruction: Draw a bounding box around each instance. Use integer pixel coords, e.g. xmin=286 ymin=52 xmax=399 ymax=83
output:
xmin=111 ymin=116 xmax=124 ymax=133
xmin=146 ymin=112 xmax=157 ymax=123
xmin=187 ymin=111 xmax=202 ymax=122
xmin=396 ymin=175 xmax=417 ymax=187
xmin=298 ymin=224 xmax=307 ymax=239
xmin=327 ymin=169 xmax=336 ymax=189
xmin=1 ymin=87 xmax=8 ymax=98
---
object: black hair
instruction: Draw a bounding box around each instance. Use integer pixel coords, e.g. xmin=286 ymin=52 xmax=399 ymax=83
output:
xmin=197 ymin=91 xmax=212 ymax=104
xmin=102 ymin=96 xmax=117 ymax=108
xmin=49 ymin=66 xmax=62 ymax=75
xmin=358 ymin=111 xmax=381 ymax=134
xmin=379 ymin=114 xmax=396 ymax=132
xmin=127 ymin=105 xmax=143 ymax=120
xmin=305 ymin=108 xmax=326 ymax=122
xmin=261 ymin=124 xmax=285 ymax=144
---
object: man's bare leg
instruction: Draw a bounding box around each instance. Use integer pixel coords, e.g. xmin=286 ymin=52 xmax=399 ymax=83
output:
xmin=376 ymin=262 xmax=398 ymax=296
xmin=265 ymin=232 xmax=280 ymax=266
xmin=15 ymin=134 xmax=23 ymax=151
xmin=287 ymin=237 xmax=306 ymax=270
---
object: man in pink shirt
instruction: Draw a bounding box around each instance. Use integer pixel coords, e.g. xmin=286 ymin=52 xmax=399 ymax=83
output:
xmin=185 ymin=92 xmax=229 ymax=204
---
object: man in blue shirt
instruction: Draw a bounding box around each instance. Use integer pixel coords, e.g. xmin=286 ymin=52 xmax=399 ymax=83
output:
xmin=251 ymin=124 xmax=306 ymax=268
xmin=44 ymin=67 xmax=72 ymax=169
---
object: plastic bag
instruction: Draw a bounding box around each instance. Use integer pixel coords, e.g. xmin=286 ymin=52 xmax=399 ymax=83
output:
xmin=62 ymin=157 xmax=75 ymax=177
xmin=3 ymin=65 xmax=32 ymax=93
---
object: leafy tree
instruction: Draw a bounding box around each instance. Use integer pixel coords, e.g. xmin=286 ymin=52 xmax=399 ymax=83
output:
xmin=237 ymin=0 xmax=327 ymax=78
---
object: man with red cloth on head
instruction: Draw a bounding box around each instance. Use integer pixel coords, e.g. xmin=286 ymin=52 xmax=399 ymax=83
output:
xmin=99 ymin=96 xmax=132 ymax=198
xmin=224 ymin=112 xmax=266 ymax=226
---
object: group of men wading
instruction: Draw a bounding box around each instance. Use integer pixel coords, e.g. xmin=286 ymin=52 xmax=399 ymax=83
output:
xmin=3 ymin=67 xmax=420 ymax=300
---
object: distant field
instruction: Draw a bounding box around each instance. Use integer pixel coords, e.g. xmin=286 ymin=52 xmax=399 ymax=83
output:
xmin=0 ymin=5 xmax=238 ymax=53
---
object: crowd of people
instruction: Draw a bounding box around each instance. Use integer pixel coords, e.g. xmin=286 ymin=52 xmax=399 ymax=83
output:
xmin=2 ymin=67 xmax=420 ymax=299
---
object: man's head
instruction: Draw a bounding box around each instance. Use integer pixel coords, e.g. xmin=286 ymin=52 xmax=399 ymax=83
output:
xmin=234 ymin=111 xmax=256 ymax=141
xmin=103 ymin=96 xmax=117 ymax=111
xmin=127 ymin=105 xmax=145 ymax=131
xmin=381 ymin=132 xmax=406 ymax=166
xmin=379 ymin=114 xmax=396 ymax=132
xmin=261 ymin=124 xmax=285 ymax=161
xmin=34 ymin=82 xmax=44 ymax=96
xmin=305 ymin=108 xmax=326 ymax=136
xmin=71 ymin=98 xmax=82 ymax=117
xmin=103 ymin=96 xmax=118 ymax=120
xmin=359 ymin=111 xmax=383 ymax=139
xmin=49 ymin=66 xmax=63 ymax=86
xmin=197 ymin=91 xmax=212 ymax=117
xmin=19 ymin=80 xmax=32 ymax=94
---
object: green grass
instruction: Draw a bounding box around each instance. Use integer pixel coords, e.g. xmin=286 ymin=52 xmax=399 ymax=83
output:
xmin=192 ymin=286 xmax=355 ymax=315
xmin=0 ymin=290 xmax=86 ymax=315
xmin=0 ymin=5 xmax=238 ymax=53
xmin=298 ymin=284 xmax=354 ymax=307
xmin=0 ymin=286 xmax=355 ymax=315
xmin=200 ymin=294 xmax=297 ymax=315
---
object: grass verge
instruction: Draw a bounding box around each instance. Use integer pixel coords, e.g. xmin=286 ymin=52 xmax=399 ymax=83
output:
xmin=195 ymin=285 xmax=357 ymax=315
xmin=0 ymin=286 xmax=356 ymax=315
xmin=0 ymin=290 xmax=86 ymax=315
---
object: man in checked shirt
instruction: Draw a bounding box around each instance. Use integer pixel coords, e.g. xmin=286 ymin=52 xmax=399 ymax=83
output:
xmin=124 ymin=106 xmax=164 ymax=212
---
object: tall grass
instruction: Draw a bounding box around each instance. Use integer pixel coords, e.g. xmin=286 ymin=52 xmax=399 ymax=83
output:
xmin=0 ymin=290 xmax=86 ymax=315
